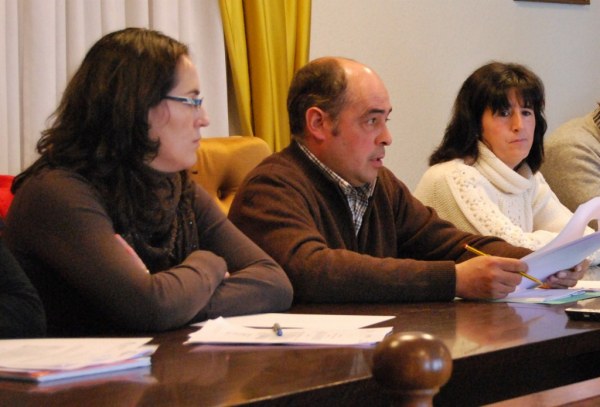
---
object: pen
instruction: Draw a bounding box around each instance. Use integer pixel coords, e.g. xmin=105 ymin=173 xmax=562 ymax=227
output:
xmin=272 ymin=323 xmax=283 ymax=336
xmin=463 ymin=244 xmax=547 ymax=288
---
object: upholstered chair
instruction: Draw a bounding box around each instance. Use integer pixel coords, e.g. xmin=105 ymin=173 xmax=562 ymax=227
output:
xmin=189 ymin=136 xmax=271 ymax=214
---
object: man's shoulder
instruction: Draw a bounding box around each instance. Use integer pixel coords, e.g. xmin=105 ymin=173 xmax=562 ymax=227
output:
xmin=375 ymin=166 xmax=415 ymax=199
xmin=255 ymin=147 xmax=298 ymax=170
xmin=547 ymin=113 xmax=599 ymax=147
xmin=245 ymin=145 xmax=317 ymax=186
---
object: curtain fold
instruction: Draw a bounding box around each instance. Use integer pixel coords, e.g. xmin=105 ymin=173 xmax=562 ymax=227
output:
xmin=220 ymin=0 xmax=311 ymax=151
xmin=0 ymin=0 xmax=20 ymax=173
xmin=0 ymin=0 xmax=228 ymax=174
xmin=219 ymin=0 xmax=254 ymax=138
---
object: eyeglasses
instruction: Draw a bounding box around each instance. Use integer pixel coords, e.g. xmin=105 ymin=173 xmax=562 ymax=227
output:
xmin=164 ymin=95 xmax=203 ymax=109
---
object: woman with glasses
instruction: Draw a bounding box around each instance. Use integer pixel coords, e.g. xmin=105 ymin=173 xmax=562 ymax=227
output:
xmin=3 ymin=28 xmax=293 ymax=336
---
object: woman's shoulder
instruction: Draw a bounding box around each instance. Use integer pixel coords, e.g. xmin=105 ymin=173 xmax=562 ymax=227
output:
xmin=427 ymin=158 xmax=461 ymax=171
xmin=6 ymin=168 xmax=110 ymax=241
xmin=20 ymin=167 xmax=88 ymax=187
xmin=415 ymin=158 xmax=484 ymax=200
xmin=421 ymin=158 xmax=477 ymax=183
xmin=15 ymin=168 xmax=101 ymax=208
xmin=531 ymin=168 xmax=555 ymax=193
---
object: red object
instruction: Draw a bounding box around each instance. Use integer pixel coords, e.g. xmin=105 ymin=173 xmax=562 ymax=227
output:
xmin=0 ymin=175 xmax=15 ymax=219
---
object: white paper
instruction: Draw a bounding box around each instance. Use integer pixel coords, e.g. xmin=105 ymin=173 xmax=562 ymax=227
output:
xmin=575 ymin=280 xmax=600 ymax=289
xmin=535 ymin=197 xmax=600 ymax=255
xmin=518 ymin=197 xmax=600 ymax=289
xmin=519 ymin=232 xmax=600 ymax=289
xmin=1 ymin=358 xmax=152 ymax=383
xmin=0 ymin=338 xmax=156 ymax=371
xmin=211 ymin=313 xmax=395 ymax=330
xmin=503 ymin=288 xmax=588 ymax=303
xmin=186 ymin=317 xmax=392 ymax=346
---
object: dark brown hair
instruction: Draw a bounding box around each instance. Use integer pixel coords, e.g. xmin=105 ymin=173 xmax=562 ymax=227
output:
xmin=429 ymin=61 xmax=547 ymax=172
xmin=13 ymin=28 xmax=190 ymax=232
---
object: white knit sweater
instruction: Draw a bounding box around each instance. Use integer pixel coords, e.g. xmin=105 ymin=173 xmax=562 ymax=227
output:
xmin=414 ymin=142 xmax=593 ymax=251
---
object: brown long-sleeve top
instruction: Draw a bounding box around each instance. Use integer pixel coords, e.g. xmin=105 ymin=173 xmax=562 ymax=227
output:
xmin=4 ymin=168 xmax=292 ymax=336
xmin=229 ymin=142 xmax=532 ymax=303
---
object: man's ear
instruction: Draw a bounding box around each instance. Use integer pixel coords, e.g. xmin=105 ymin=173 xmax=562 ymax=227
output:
xmin=305 ymin=107 xmax=329 ymax=141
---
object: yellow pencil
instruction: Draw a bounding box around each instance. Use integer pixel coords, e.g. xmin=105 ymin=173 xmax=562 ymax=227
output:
xmin=463 ymin=244 xmax=547 ymax=288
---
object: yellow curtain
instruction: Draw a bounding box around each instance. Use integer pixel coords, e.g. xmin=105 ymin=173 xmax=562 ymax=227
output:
xmin=219 ymin=0 xmax=311 ymax=151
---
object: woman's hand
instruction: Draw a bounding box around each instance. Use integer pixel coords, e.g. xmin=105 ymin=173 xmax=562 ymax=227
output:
xmin=544 ymin=259 xmax=589 ymax=288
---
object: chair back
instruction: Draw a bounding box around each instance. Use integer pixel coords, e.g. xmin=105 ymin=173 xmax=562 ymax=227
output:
xmin=0 ymin=175 xmax=15 ymax=219
xmin=0 ymin=175 xmax=15 ymax=232
xmin=190 ymin=136 xmax=271 ymax=214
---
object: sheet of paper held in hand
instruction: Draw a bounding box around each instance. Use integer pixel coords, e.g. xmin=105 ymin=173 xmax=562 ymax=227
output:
xmin=186 ymin=316 xmax=393 ymax=346
xmin=518 ymin=197 xmax=600 ymax=290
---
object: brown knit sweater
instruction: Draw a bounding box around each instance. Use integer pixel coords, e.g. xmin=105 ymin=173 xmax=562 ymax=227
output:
xmin=4 ymin=168 xmax=292 ymax=336
xmin=229 ymin=142 xmax=531 ymax=303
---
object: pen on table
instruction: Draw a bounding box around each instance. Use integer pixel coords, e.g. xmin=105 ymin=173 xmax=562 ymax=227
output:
xmin=272 ymin=323 xmax=283 ymax=336
xmin=463 ymin=244 xmax=547 ymax=288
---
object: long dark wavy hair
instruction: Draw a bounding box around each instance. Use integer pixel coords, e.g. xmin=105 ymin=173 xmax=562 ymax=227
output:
xmin=429 ymin=61 xmax=547 ymax=173
xmin=12 ymin=28 xmax=190 ymax=233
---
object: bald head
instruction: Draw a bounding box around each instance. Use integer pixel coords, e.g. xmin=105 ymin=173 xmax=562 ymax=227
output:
xmin=287 ymin=57 xmax=382 ymax=140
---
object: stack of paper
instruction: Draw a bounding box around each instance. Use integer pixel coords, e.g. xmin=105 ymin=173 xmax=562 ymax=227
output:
xmin=187 ymin=314 xmax=394 ymax=346
xmin=500 ymin=288 xmax=600 ymax=304
xmin=0 ymin=338 xmax=157 ymax=383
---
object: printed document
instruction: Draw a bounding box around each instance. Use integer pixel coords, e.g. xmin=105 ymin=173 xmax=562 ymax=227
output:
xmin=213 ymin=313 xmax=394 ymax=330
xmin=187 ymin=317 xmax=392 ymax=346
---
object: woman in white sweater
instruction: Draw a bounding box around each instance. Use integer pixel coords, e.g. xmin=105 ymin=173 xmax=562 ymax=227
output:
xmin=414 ymin=62 xmax=596 ymax=257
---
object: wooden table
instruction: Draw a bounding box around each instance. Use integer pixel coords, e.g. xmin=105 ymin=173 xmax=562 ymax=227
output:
xmin=486 ymin=376 xmax=600 ymax=407
xmin=2 ymin=300 xmax=600 ymax=406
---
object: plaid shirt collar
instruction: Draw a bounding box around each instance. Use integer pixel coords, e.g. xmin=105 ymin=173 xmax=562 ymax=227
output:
xmin=297 ymin=141 xmax=376 ymax=235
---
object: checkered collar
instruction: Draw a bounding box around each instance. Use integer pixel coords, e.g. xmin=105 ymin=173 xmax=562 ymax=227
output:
xmin=296 ymin=141 xmax=376 ymax=197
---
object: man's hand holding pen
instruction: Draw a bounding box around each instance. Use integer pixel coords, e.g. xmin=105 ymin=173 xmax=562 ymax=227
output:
xmin=456 ymin=244 xmax=588 ymax=299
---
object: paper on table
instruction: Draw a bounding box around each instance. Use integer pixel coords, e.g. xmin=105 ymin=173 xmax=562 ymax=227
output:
xmin=214 ymin=313 xmax=395 ymax=330
xmin=518 ymin=197 xmax=600 ymax=290
xmin=499 ymin=288 xmax=600 ymax=304
xmin=0 ymin=358 xmax=152 ymax=383
xmin=186 ymin=317 xmax=392 ymax=346
xmin=0 ymin=338 xmax=156 ymax=371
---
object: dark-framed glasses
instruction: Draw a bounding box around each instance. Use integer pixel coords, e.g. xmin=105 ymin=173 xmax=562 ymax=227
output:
xmin=164 ymin=95 xmax=203 ymax=109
